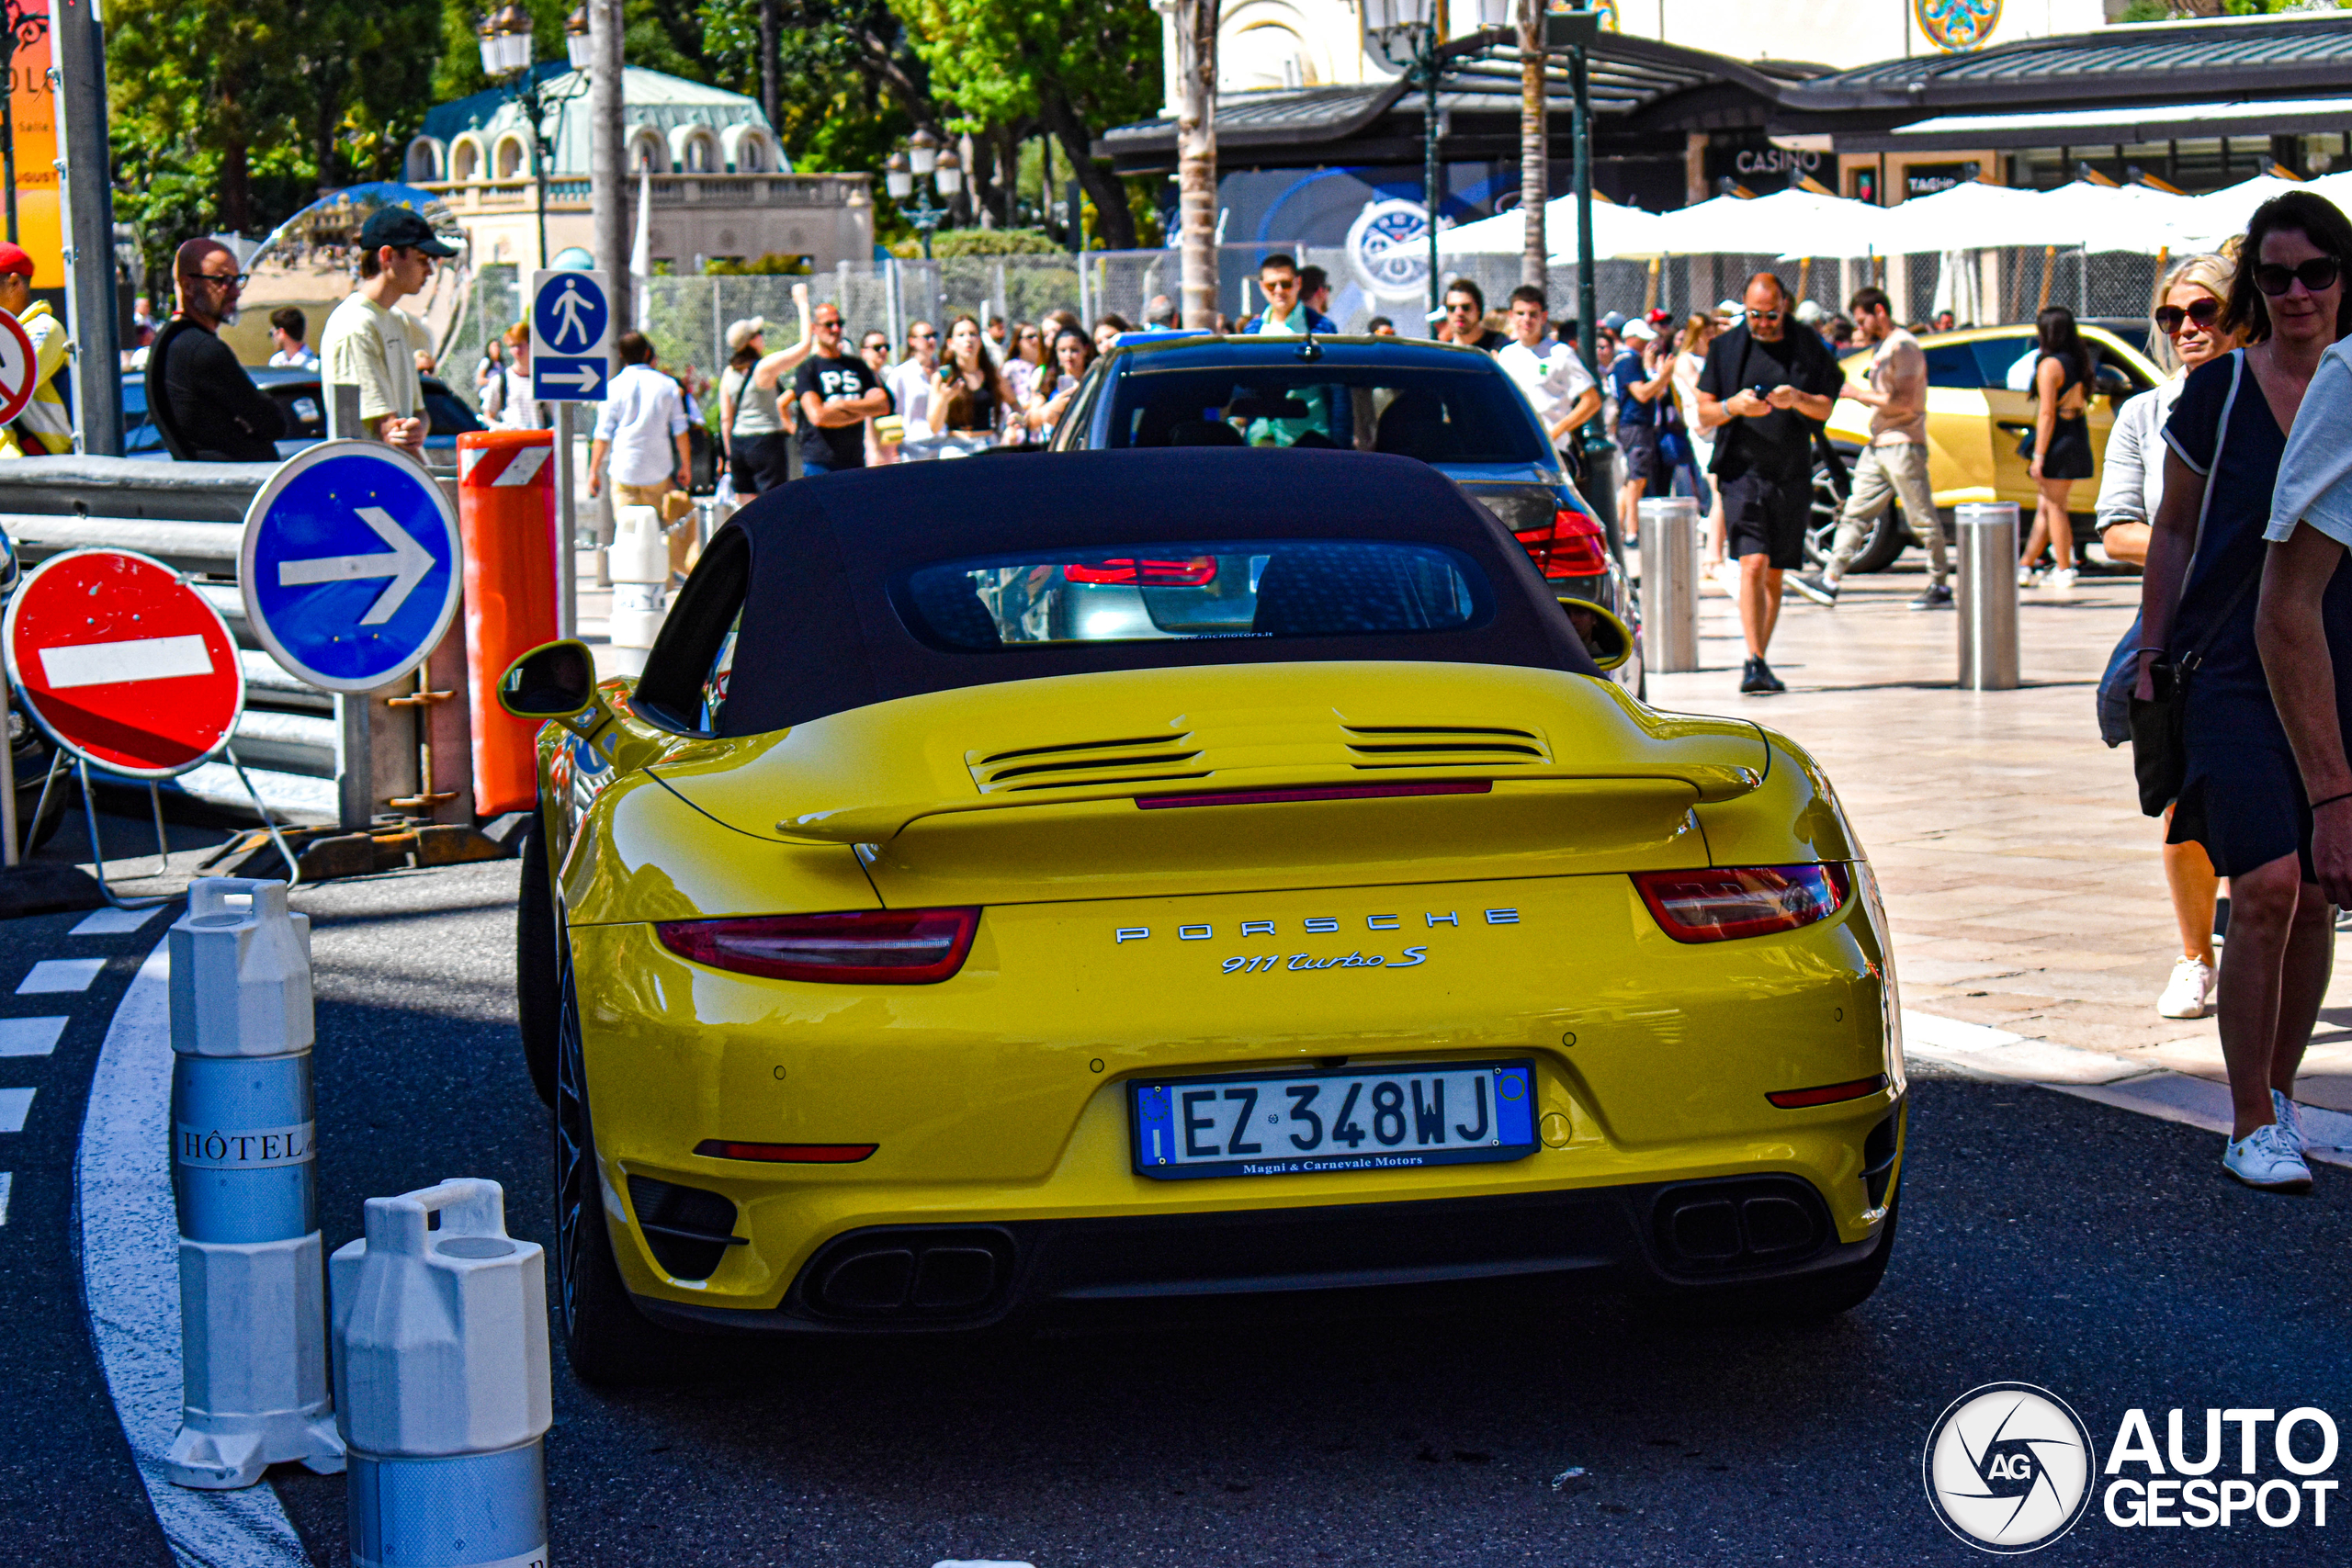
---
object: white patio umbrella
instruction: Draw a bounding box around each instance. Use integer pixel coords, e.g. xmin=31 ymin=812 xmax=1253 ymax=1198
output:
xmin=2164 ymin=175 xmax=2309 ymax=249
xmin=1436 ymin=191 xmax=1668 ymax=262
xmin=1869 ymin=180 xmax=2071 ymax=254
xmin=1635 ymin=187 xmax=1877 ymax=259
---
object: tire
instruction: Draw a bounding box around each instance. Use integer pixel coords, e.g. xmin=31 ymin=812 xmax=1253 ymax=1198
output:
xmin=551 ymin=942 xmax=679 ymax=1385
xmin=1803 ymin=458 xmax=1907 ymax=575
xmin=516 ymin=812 xmax=559 ymax=1109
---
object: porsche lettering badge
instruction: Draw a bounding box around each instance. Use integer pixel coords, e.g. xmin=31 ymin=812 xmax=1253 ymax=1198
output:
xmin=1114 ymin=908 xmax=1521 ymax=970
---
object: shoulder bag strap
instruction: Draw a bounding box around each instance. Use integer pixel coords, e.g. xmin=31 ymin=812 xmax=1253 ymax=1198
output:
xmin=2178 ymin=351 xmax=2251 ymax=673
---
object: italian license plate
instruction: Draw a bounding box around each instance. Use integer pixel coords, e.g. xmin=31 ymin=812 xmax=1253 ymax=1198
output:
xmin=1129 ymin=1061 xmax=1537 ymax=1180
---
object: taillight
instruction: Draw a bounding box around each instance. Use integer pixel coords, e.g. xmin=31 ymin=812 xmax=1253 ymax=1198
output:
xmin=1516 ymin=507 xmax=1610 ymax=578
xmin=1631 ymin=864 xmax=1851 ymax=943
xmin=1063 ymin=556 xmax=1218 ymax=586
xmin=655 ymin=908 xmax=979 ymax=983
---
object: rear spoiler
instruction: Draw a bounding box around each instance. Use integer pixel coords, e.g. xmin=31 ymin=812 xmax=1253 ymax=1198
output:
xmin=760 ymin=764 xmax=1764 ymax=847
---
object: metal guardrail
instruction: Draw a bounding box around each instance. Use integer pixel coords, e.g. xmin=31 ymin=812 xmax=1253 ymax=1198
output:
xmin=0 ymin=457 xmax=339 ymax=781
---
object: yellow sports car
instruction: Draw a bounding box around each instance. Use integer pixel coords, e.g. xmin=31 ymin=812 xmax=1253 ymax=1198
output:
xmin=1817 ymin=321 xmax=2166 ymax=572
xmin=505 ymin=448 xmax=1905 ymax=1381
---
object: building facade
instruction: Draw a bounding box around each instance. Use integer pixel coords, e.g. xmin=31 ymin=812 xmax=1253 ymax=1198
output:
xmin=408 ymin=65 xmax=872 ymax=274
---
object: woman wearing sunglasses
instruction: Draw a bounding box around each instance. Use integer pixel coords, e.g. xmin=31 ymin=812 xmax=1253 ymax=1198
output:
xmin=2094 ymin=254 xmax=2237 ymax=1023
xmin=2138 ymin=190 xmax=2352 ymax=1193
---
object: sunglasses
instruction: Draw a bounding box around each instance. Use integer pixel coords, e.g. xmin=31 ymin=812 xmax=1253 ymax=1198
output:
xmin=1745 ymin=308 xmax=1782 ymax=321
xmin=2154 ymin=299 xmax=2222 ymax=334
xmin=199 ymin=271 xmax=252 ymax=289
xmin=2253 ymin=257 xmax=2342 ymax=297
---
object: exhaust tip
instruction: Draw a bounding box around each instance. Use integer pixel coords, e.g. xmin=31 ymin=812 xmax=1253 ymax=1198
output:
xmin=801 ymin=1227 xmax=1015 ymax=1320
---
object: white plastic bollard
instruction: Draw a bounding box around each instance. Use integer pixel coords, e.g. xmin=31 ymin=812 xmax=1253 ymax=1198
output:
xmin=164 ymin=877 xmax=346 ymax=1488
xmin=606 ymin=502 xmax=670 ymax=653
xmin=333 ymin=1179 xmax=551 ymax=1568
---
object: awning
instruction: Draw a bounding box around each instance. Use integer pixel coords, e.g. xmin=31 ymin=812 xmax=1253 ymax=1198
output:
xmin=1839 ymin=94 xmax=2352 ymax=153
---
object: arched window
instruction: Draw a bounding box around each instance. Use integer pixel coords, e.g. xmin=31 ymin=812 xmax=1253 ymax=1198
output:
xmin=494 ymin=134 xmax=527 ymax=180
xmin=628 ymin=129 xmax=666 ymax=174
xmin=405 ymin=139 xmax=445 ymax=184
xmin=669 ymin=127 xmax=720 ymax=175
xmin=450 ymin=138 xmax=482 ymax=184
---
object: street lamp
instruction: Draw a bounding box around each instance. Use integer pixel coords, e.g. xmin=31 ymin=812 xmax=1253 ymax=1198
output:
xmin=477 ymin=3 xmax=595 ymax=269
xmin=1367 ymin=0 xmax=1511 ymax=325
xmin=887 ymin=133 xmax=962 ymax=260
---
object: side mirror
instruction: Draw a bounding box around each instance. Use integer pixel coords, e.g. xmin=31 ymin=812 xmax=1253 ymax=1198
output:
xmin=1558 ymin=597 xmax=1634 ymax=672
xmin=498 ymin=638 xmax=597 ymax=720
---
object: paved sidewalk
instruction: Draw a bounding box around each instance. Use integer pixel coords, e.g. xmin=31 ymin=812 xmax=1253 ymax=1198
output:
xmin=1651 ymin=560 xmax=2352 ymax=1116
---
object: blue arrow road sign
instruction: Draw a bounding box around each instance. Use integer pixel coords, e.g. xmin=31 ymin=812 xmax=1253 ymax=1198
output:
xmin=533 ymin=355 xmax=606 ymax=401
xmin=534 ymin=272 xmax=608 ymax=356
xmin=239 ymin=442 xmax=462 ymax=694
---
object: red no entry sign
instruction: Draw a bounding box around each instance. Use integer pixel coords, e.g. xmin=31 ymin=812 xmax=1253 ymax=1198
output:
xmin=3 ymin=549 xmax=244 ymax=777
xmin=0 ymin=309 xmax=36 ymax=429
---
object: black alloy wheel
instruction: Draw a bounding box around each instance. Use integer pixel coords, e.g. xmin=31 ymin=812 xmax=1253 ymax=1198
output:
xmin=550 ymin=920 xmax=674 ymax=1384
xmin=515 ymin=812 xmax=559 ymax=1107
xmin=1804 ymin=458 xmax=1909 ymax=576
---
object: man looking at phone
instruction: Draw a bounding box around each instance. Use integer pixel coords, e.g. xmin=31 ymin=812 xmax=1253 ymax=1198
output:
xmin=1696 ymin=272 xmax=1843 ymax=694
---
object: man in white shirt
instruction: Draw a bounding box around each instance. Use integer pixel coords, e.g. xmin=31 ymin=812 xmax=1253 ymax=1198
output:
xmin=267 ymin=307 xmax=319 ymax=369
xmin=1494 ymin=286 xmax=1600 ymax=464
xmin=886 ymin=320 xmax=936 ymax=434
xmin=320 ymin=207 xmax=452 ymax=454
xmin=590 ymin=331 xmax=692 ymax=575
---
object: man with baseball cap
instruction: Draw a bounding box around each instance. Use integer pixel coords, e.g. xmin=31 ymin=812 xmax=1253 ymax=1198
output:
xmin=321 ymin=206 xmax=458 ymax=455
xmin=0 ymin=242 xmax=68 ymax=457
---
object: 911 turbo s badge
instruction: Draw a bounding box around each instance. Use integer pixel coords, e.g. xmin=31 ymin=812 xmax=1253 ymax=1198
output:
xmin=1223 ymin=947 xmax=1428 ymax=974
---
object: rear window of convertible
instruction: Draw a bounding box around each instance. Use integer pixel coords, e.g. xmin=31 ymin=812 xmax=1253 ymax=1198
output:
xmin=893 ymin=539 xmax=1493 ymax=650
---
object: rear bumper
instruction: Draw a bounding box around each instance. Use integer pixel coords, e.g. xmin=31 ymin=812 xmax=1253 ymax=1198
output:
xmin=628 ymin=1134 xmax=1900 ymax=1337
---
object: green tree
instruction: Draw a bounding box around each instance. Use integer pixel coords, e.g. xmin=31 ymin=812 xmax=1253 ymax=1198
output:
xmin=896 ymin=0 xmax=1161 ymax=250
xmin=107 ymin=0 xmax=300 ymax=235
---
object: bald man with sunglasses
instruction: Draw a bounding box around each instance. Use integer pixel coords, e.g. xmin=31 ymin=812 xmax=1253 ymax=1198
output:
xmin=1696 ymin=272 xmax=1843 ymax=694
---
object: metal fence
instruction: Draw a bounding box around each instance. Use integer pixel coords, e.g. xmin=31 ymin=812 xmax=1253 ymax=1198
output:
xmin=442 ymin=243 xmax=2184 ymax=404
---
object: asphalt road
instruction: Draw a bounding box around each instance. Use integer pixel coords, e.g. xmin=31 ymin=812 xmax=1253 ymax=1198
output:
xmin=6 ymin=852 xmax=2350 ymax=1565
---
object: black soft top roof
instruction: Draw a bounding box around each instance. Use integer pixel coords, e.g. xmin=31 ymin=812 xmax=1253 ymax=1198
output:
xmin=635 ymin=447 xmax=1604 ymax=738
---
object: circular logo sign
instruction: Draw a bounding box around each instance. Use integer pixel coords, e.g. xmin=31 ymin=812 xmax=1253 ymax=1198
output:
xmin=3 ymin=549 xmax=245 ymax=778
xmin=1923 ymin=1382 xmax=2097 ymax=1553
xmin=1916 ymin=0 xmax=2002 ymax=53
xmin=1347 ymin=198 xmax=1434 ymax=300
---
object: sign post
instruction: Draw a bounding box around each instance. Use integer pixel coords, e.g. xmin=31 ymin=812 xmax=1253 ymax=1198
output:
xmin=241 ymin=442 xmax=463 ymax=832
xmin=531 ymin=267 xmax=610 ymax=644
xmin=3 ymin=548 xmax=246 ymax=903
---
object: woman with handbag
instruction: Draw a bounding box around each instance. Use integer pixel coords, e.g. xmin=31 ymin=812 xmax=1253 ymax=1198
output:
xmin=2095 ymin=254 xmax=2238 ymax=1020
xmin=2134 ymin=191 xmax=2352 ymax=1193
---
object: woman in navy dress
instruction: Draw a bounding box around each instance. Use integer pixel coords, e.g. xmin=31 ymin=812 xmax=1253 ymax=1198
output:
xmin=2136 ymin=191 xmax=2352 ymax=1194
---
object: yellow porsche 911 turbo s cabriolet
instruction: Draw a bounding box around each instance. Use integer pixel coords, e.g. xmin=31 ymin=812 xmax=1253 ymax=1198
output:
xmin=505 ymin=446 xmax=1905 ymax=1382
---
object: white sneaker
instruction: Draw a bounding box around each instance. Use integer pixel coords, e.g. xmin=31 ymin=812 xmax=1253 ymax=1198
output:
xmin=2223 ymin=1123 xmax=2313 ymax=1193
xmin=2157 ymin=957 xmax=2214 ymax=1019
xmin=2045 ymin=566 xmax=2078 ymax=593
xmin=2017 ymin=566 xmax=2037 ymax=587
xmin=2272 ymin=1089 xmax=2309 ymax=1154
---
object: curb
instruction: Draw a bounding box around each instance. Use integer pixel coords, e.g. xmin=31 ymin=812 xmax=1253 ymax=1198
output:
xmin=1902 ymin=1009 xmax=2352 ymax=1169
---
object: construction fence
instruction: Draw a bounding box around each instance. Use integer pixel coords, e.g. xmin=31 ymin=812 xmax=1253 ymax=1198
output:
xmin=441 ymin=244 xmax=2175 ymax=405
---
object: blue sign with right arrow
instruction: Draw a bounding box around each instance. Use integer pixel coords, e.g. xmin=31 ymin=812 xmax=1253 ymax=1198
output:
xmin=530 ymin=267 xmax=613 ymax=403
xmin=240 ymin=441 xmax=463 ymax=693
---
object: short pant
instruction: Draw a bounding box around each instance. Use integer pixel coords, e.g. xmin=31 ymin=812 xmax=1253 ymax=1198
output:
xmin=1616 ymin=421 xmax=1659 ymax=484
xmin=1721 ymin=469 xmax=1812 ymax=570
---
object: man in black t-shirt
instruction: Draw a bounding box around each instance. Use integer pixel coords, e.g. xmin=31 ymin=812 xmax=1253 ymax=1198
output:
xmin=792 ymin=302 xmax=891 ymax=475
xmin=1696 ymin=272 xmax=1844 ymax=694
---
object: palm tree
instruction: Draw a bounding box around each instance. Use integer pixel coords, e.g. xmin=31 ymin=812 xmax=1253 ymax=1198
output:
xmin=1174 ymin=1 xmax=1221 ymax=329
xmin=1519 ymin=0 xmax=1547 ymax=291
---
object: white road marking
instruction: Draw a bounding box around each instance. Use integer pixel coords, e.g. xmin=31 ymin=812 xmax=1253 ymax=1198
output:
xmin=0 ymin=1172 xmax=11 ymax=1225
xmin=0 ymin=1088 xmax=32 ymax=1132
xmin=0 ymin=1016 xmax=68 ymax=1055
xmin=36 ymin=633 xmax=213 ymax=690
xmin=78 ymin=944 xmax=311 ymax=1566
xmin=72 ymin=907 xmax=162 ymax=935
xmin=18 ymin=956 xmax=105 ymax=993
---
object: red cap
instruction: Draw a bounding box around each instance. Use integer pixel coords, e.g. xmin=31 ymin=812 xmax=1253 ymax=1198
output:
xmin=0 ymin=243 xmax=33 ymax=280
